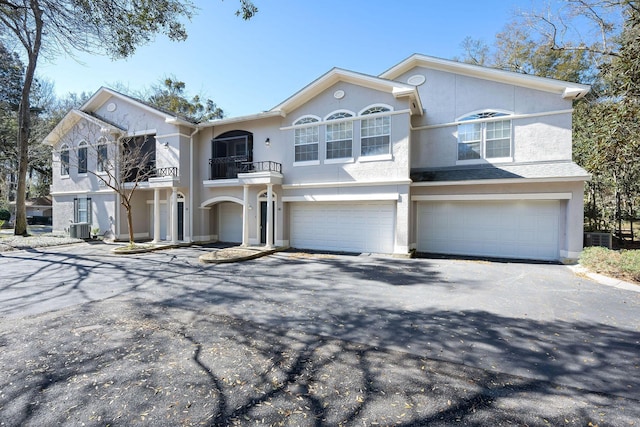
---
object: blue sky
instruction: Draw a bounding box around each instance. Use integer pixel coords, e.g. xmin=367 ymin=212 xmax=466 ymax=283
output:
xmin=38 ymin=0 xmax=527 ymax=117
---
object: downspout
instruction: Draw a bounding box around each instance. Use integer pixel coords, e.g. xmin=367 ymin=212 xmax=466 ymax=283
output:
xmin=189 ymin=126 xmax=200 ymax=242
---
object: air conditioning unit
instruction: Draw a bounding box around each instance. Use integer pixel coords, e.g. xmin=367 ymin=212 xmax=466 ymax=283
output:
xmin=584 ymin=232 xmax=612 ymax=249
xmin=69 ymin=222 xmax=91 ymax=239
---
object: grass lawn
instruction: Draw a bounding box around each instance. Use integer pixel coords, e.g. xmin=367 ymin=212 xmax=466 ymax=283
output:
xmin=580 ymin=247 xmax=640 ymax=284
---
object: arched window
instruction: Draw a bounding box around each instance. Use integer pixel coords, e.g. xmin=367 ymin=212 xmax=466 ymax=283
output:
xmin=457 ymin=110 xmax=512 ymax=161
xmin=360 ymin=105 xmax=391 ymax=156
xmin=325 ymin=111 xmax=354 ymax=160
xmin=293 ymin=116 xmax=320 ymax=162
xmin=60 ymin=144 xmax=70 ymax=176
xmin=78 ymin=141 xmax=88 ymax=174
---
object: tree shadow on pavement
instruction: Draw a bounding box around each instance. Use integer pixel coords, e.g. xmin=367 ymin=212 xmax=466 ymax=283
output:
xmin=0 ymin=299 xmax=638 ymax=426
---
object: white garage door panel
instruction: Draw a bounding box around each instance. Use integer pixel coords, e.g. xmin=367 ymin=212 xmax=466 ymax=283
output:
xmin=290 ymin=202 xmax=395 ymax=253
xmin=418 ymin=200 xmax=560 ymax=260
xmin=219 ymin=202 xmax=242 ymax=243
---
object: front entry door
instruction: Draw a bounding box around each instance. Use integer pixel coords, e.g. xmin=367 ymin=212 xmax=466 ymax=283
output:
xmin=260 ymin=201 xmax=275 ymax=244
xmin=178 ymin=201 xmax=184 ymax=241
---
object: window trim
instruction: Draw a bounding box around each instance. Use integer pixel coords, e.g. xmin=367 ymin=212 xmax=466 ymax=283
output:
xmin=360 ymin=104 xmax=392 ymax=157
xmin=325 ymin=110 xmax=354 ymax=161
xmin=456 ymin=110 xmax=513 ymax=165
xmin=293 ymin=115 xmax=320 ymax=164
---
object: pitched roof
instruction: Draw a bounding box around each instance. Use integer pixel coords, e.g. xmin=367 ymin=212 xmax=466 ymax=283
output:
xmin=271 ymin=67 xmax=423 ymax=116
xmin=411 ymin=161 xmax=590 ymax=183
xmin=42 ymin=109 xmax=125 ymax=146
xmin=82 ymin=87 xmax=198 ymax=127
xmin=381 ymin=54 xmax=591 ymax=100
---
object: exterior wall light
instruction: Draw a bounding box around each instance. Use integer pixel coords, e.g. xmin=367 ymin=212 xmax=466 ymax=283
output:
xmin=265 ymin=138 xmax=271 ymax=147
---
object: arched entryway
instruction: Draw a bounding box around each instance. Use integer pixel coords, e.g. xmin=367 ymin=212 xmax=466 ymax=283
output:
xmin=257 ymin=190 xmax=277 ymax=245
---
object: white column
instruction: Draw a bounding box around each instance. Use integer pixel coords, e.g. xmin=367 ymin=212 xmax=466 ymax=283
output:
xmin=242 ymin=185 xmax=250 ymax=247
xmin=152 ymin=188 xmax=160 ymax=243
xmin=166 ymin=190 xmax=172 ymax=241
xmin=266 ymin=184 xmax=274 ymax=249
xmin=171 ymin=187 xmax=178 ymax=244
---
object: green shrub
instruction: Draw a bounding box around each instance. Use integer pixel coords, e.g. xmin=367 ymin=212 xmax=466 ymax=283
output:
xmin=0 ymin=209 xmax=10 ymax=222
xmin=581 ymin=246 xmax=640 ymax=283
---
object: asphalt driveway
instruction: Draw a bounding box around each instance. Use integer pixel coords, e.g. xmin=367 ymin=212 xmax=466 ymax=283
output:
xmin=0 ymin=243 xmax=639 ymax=425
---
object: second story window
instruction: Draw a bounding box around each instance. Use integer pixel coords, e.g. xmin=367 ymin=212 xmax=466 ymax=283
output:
xmin=294 ymin=116 xmax=319 ymax=162
xmin=457 ymin=111 xmax=512 ymax=161
xmin=60 ymin=144 xmax=70 ymax=176
xmin=78 ymin=141 xmax=88 ymax=174
xmin=97 ymin=142 xmax=108 ymax=173
xmin=360 ymin=106 xmax=391 ymax=156
xmin=326 ymin=111 xmax=353 ymax=160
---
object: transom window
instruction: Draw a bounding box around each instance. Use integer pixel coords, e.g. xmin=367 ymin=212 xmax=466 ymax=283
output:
xmin=326 ymin=111 xmax=353 ymax=160
xmin=294 ymin=116 xmax=319 ymax=162
xmin=457 ymin=111 xmax=512 ymax=161
xmin=60 ymin=144 xmax=70 ymax=176
xmin=360 ymin=106 xmax=391 ymax=156
xmin=78 ymin=141 xmax=88 ymax=174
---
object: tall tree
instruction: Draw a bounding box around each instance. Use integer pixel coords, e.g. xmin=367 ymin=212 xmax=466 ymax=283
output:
xmin=0 ymin=0 xmax=256 ymax=236
xmin=146 ymin=77 xmax=224 ymax=123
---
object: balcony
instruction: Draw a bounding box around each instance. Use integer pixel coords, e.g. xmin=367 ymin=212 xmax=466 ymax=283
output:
xmin=209 ymin=156 xmax=282 ymax=180
xmin=125 ymin=163 xmax=179 ymax=182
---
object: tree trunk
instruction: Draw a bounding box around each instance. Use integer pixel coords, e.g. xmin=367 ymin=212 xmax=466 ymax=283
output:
xmin=14 ymin=3 xmax=43 ymax=236
xmin=127 ymin=206 xmax=134 ymax=244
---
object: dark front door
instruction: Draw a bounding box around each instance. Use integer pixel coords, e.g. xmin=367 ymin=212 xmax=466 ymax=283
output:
xmin=260 ymin=201 xmax=275 ymax=244
xmin=178 ymin=201 xmax=184 ymax=241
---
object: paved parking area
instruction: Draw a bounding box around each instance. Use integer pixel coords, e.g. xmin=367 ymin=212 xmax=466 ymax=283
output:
xmin=1 ymin=243 xmax=639 ymax=425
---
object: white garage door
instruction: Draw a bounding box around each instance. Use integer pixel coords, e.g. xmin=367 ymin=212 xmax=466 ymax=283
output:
xmin=290 ymin=202 xmax=395 ymax=253
xmin=417 ymin=200 xmax=560 ymax=260
xmin=219 ymin=202 xmax=242 ymax=243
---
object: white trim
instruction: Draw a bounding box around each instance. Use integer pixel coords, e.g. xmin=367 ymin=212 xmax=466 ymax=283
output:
xmin=411 ymin=193 xmax=573 ymax=202
xmin=51 ymin=189 xmax=116 ymax=196
xmin=379 ymin=54 xmax=590 ymax=99
xmin=203 ymin=178 xmax=241 ymax=187
xmin=456 ymin=157 xmax=513 ymax=166
xmin=293 ymin=114 xmax=321 ymax=125
xmin=358 ymin=154 xmax=393 ymax=162
xmin=359 ymin=103 xmax=394 ymax=115
xmin=411 ymin=109 xmax=573 ymax=131
xmin=293 ymin=160 xmax=321 ymax=167
xmin=200 ymin=196 xmax=244 ymax=208
xmin=411 ymin=176 xmax=590 ymax=186
xmin=283 ymin=193 xmax=399 ymax=202
xmin=200 ymin=110 xmax=285 ymax=127
xmin=455 ymin=108 xmax=513 ymax=122
xmin=324 ymin=109 xmax=355 ymax=121
xmin=324 ymin=157 xmax=354 ymax=165
xmin=282 ymin=109 xmax=411 ymax=130
xmin=282 ymin=179 xmax=411 ymax=189
xmin=271 ymin=68 xmax=419 ymax=114
xmin=155 ymin=132 xmax=192 ymax=139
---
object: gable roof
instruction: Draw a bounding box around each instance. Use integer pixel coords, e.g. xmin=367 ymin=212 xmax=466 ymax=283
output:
xmin=42 ymin=109 xmax=125 ymax=146
xmin=271 ymin=68 xmax=423 ymax=116
xmin=381 ymin=54 xmax=591 ymax=100
xmin=82 ymin=87 xmax=197 ymax=127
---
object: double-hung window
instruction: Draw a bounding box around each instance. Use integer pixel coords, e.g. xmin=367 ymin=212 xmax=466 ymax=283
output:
xmin=326 ymin=111 xmax=353 ymax=160
xmin=457 ymin=111 xmax=512 ymax=161
xmin=294 ymin=116 xmax=319 ymax=162
xmin=60 ymin=144 xmax=70 ymax=176
xmin=74 ymin=197 xmax=92 ymax=224
xmin=78 ymin=141 xmax=88 ymax=174
xmin=360 ymin=106 xmax=391 ymax=156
